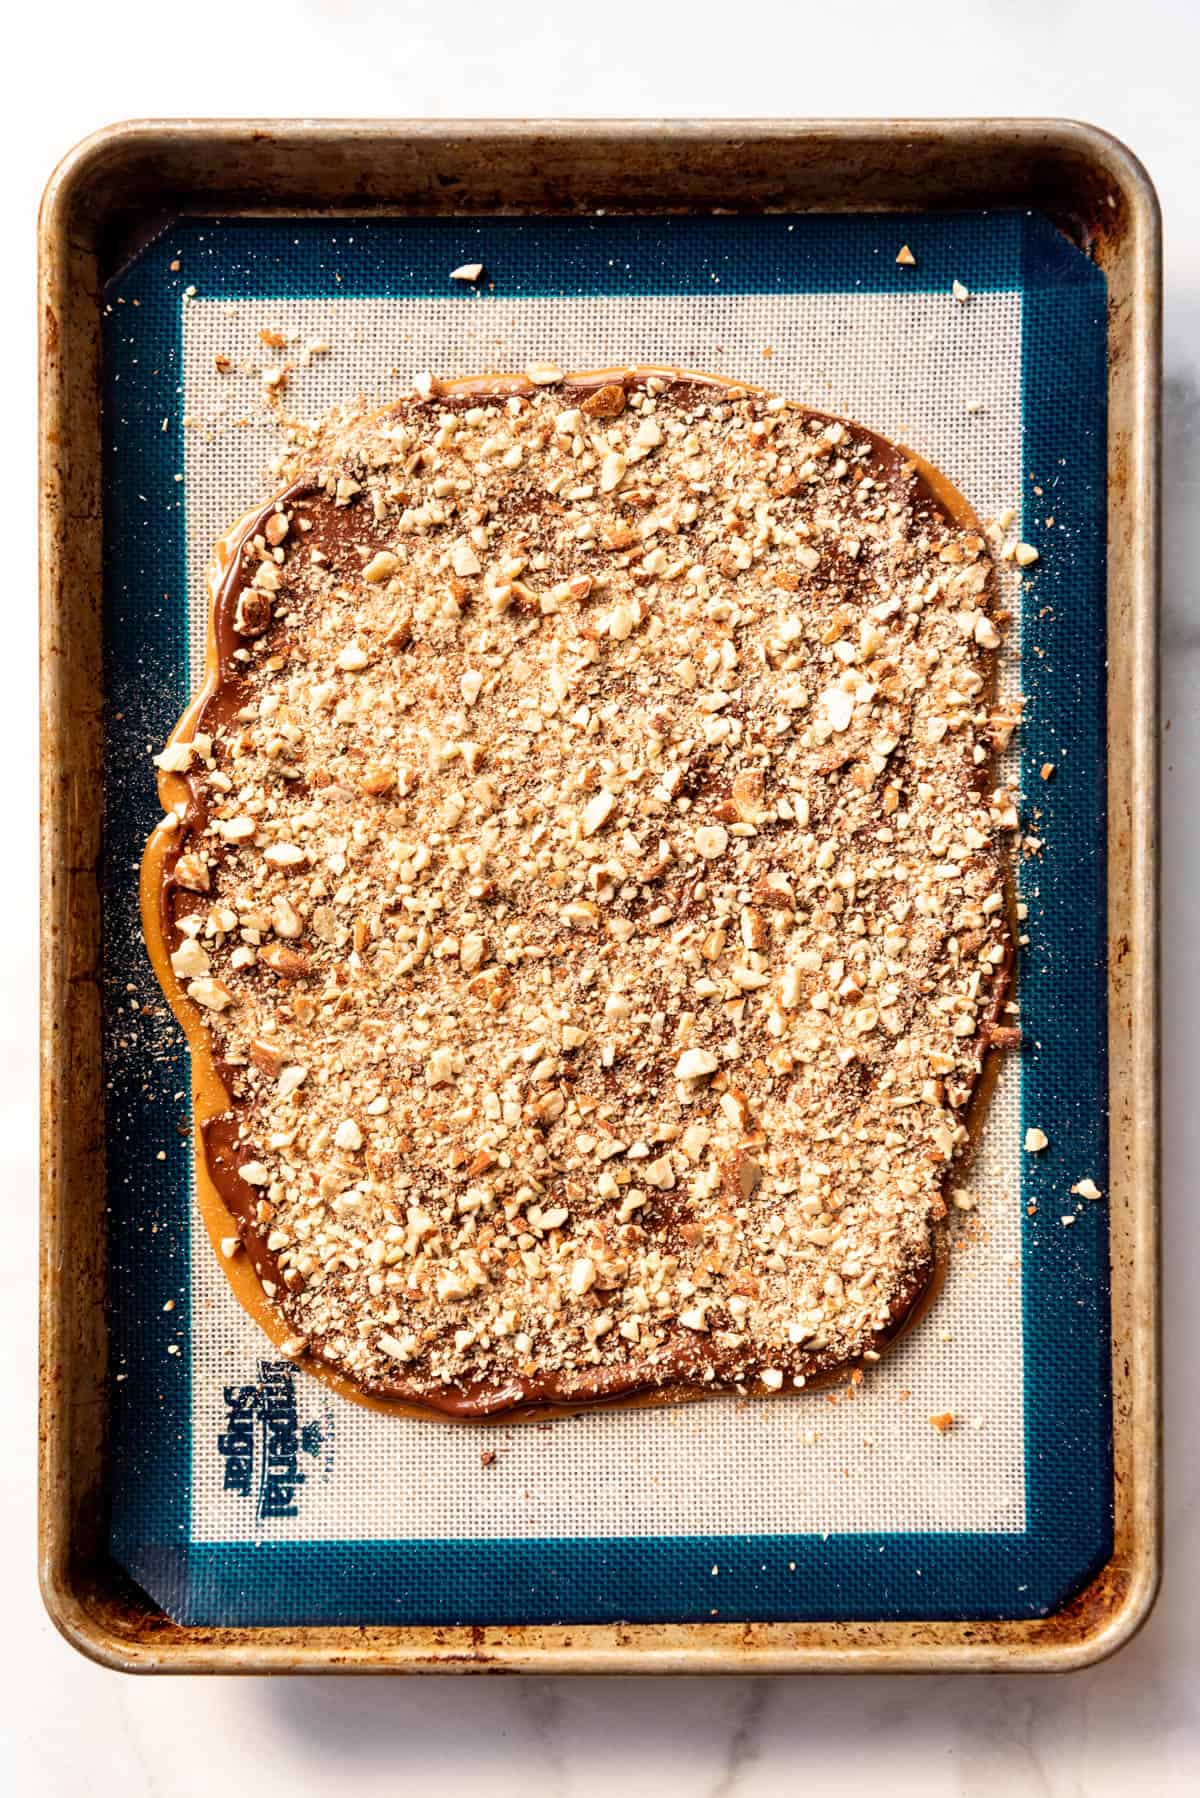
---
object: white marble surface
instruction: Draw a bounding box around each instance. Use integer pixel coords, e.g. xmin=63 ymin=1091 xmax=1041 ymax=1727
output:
xmin=5 ymin=1 xmax=1198 ymax=1791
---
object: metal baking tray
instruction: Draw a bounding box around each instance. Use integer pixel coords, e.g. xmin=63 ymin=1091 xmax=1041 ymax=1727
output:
xmin=38 ymin=118 xmax=1160 ymax=1674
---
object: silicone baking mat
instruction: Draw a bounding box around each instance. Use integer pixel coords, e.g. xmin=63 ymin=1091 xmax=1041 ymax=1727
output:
xmin=101 ymin=212 xmax=1110 ymax=1627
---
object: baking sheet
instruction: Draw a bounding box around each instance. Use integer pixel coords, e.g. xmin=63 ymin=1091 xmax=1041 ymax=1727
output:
xmin=100 ymin=210 xmax=1111 ymax=1627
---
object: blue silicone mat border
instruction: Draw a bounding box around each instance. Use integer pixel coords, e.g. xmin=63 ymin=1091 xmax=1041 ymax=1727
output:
xmin=101 ymin=211 xmax=1111 ymax=1627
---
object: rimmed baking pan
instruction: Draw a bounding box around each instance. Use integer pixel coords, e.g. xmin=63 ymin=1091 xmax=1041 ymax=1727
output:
xmin=39 ymin=118 xmax=1159 ymax=1673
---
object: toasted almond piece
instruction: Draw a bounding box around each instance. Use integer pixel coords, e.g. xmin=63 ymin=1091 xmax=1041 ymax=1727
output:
xmin=363 ymin=551 xmax=400 ymax=583
xmin=582 ymin=790 xmax=616 ymax=835
xmin=723 ymin=1152 xmax=762 ymax=1201
xmin=695 ymin=824 xmax=728 ymax=860
xmin=249 ymin=1037 xmax=286 ymax=1077
xmin=823 ymin=687 xmax=854 ymax=732
xmin=271 ymin=894 xmax=303 ymax=937
xmin=740 ymin=906 xmax=768 ymax=951
xmin=580 ymin=382 xmax=626 ymax=419
xmin=731 ymin=769 xmax=768 ymax=823
xmin=154 ymin=741 xmax=195 ymax=774
xmin=450 ymin=262 xmax=484 ymax=282
xmin=336 ymin=639 xmax=371 ymax=671
xmin=233 ymin=590 xmax=272 ymax=636
xmin=259 ymin=941 xmax=311 ymax=979
xmin=263 ymin=842 xmax=306 ymax=868
xmin=273 ymin=1067 xmax=309 ymax=1108
xmin=186 ymin=976 xmax=235 ymax=1012
xmin=675 ymin=1048 xmax=719 ymax=1081
xmin=170 ymin=938 xmax=211 ymax=979
xmin=451 ymin=540 xmax=482 ymax=577
xmin=360 ymin=765 xmax=395 ymax=797
xmin=599 ymin=451 xmax=627 ymax=494
xmin=460 ymin=933 xmax=487 ymax=973
xmin=569 ymin=1257 xmax=596 ymax=1296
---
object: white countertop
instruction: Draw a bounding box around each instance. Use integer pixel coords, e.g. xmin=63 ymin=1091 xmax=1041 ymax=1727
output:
xmin=5 ymin=1 xmax=1197 ymax=1791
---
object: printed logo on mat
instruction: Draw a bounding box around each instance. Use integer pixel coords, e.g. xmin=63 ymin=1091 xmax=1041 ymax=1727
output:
xmin=218 ymin=1360 xmax=332 ymax=1519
